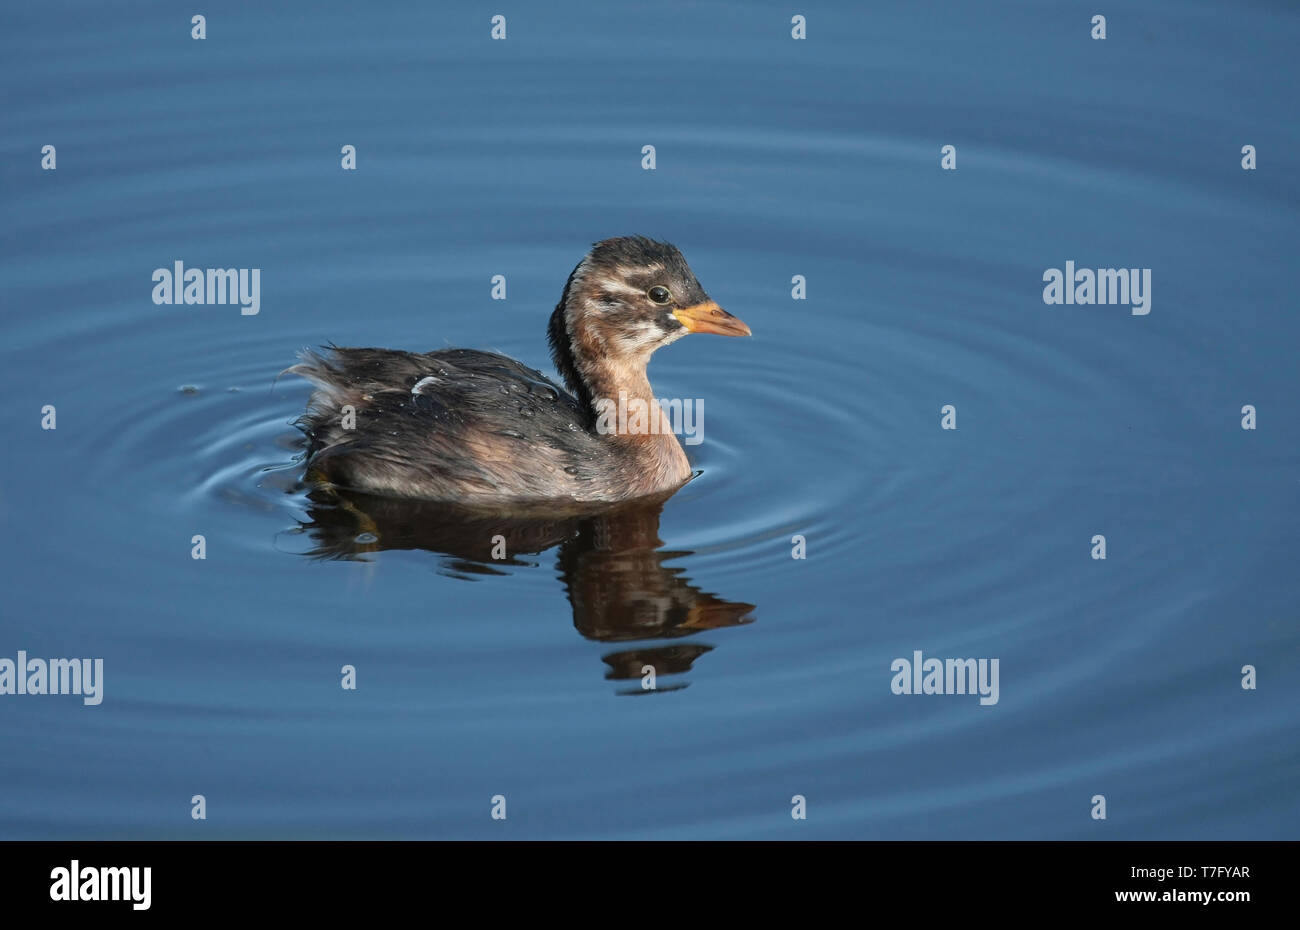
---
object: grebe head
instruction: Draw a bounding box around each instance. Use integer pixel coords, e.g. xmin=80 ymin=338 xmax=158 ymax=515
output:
xmin=548 ymin=236 xmax=750 ymax=407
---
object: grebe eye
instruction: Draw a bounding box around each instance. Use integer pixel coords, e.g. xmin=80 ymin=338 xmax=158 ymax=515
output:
xmin=647 ymin=286 xmax=672 ymax=304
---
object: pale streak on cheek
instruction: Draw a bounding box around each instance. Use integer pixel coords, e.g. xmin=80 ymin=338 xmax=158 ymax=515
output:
xmin=617 ymin=321 xmax=666 ymax=353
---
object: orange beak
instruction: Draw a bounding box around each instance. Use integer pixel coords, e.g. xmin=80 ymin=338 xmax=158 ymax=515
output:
xmin=672 ymin=301 xmax=752 ymax=337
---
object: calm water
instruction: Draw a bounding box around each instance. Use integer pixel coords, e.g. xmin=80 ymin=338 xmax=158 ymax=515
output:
xmin=2 ymin=1 xmax=1297 ymax=839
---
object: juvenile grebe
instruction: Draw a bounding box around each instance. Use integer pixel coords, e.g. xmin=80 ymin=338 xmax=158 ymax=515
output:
xmin=289 ymin=237 xmax=751 ymax=504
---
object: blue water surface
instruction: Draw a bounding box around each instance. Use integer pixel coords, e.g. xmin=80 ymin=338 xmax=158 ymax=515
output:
xmin=1 ymin=0 xmax=1297 ymax=838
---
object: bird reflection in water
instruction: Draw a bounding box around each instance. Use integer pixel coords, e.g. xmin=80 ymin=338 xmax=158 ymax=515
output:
xmin=295 ymin=488 xmax=755 ymax=693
